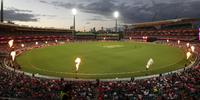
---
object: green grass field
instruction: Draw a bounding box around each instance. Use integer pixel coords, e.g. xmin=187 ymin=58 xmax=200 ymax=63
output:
xmin=16 ymin=41 xmax=188 ymax=79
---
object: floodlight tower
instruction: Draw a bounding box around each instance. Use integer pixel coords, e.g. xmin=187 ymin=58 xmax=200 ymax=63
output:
xmin=72 ymin=8 xmax=77 ymax=38
xmin=1 ymin=0 xmax=3 ymax=23
xmin=113 ymin=11 xmax=119 ymax=33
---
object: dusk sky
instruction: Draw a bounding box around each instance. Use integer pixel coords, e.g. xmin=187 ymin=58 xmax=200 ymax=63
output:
xmin=3 ymin=0 xmax=200 ymax=31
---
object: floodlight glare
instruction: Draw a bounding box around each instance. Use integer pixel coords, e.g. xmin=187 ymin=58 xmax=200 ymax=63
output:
xmin=72 ymin=8 xmax=77 ymax=15
xmin=114 ymin=11 xmax=119 ymax=18
xmin=21 ymin=44 xmax=24 ymax=48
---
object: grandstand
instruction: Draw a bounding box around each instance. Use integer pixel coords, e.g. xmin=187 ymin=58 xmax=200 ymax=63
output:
xmin=0 ymin=0 xmax=200 ymax=99
xmin=0 ymin=18 xmax=199 ymax=99
xmin=124 ymin=18 xmax=200 ymax=41
xmin=0 ymin=23 xmax=73 ymax=44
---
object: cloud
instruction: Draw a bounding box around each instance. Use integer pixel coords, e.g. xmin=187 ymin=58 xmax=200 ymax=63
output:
xmin=81 ymin=0 xmax=116 ymax=16
xmin=37 ymin=14 xmax=56 ymax=18
xmin=2 ymin=8 xmax=38 ymax=22
xmin=7 ymin=7 xmax=33 ymax=13
xmin=85 ymin=22 xmax=90 ymax=25
xmin=88 ymin=15 xmax=112 ymax=21
xmin=39 ymin=0 xmax=48 ymax=4
xmin=2 ymin=8 xmax=56 ymax=22
xmin=40 ymin=0 xmax=200 ymax=24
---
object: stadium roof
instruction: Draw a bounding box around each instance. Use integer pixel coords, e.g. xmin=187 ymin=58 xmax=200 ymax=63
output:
xmin=0 ymin=22 xmax=73 ymax=33
xmin=129 ymin=18 xmax=200 ymax=28
xmin=76 ymin=32 xmax=95 ymax=36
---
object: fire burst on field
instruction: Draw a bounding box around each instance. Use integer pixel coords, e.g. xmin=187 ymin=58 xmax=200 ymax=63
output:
xmin=10 ymin=51 xmax=16 ymax=61
xmin=8 ymin=40 xmax=14 ymax=48
xmin=186 ymin=43 xmax=190 ymax=48
xmin=177 ymin=40 xmax=180 ymax=44
xmin=191 ymin=46 xmax=195 ymax=52
xmin=186 ymin=52 xmax=191 ymax=59
xmin=75 ymin=57 xmax=81 ymax=72
xmin=146 ymin=58 xmax=154 ymax=70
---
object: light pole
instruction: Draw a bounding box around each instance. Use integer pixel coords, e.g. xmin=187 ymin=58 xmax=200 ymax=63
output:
xmin=113 ymin=11 xmax=119 ymax=33
xmin=72 ymin=8 xmax=77 ymax=39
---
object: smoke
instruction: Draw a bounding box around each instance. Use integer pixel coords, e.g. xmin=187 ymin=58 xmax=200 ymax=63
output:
xmin=146 ymin=58 xmax=154 ymax=69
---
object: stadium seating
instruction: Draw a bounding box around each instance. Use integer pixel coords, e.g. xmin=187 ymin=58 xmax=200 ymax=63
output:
xmin=0 ymin=40 xmax=200 ymax=99
xmin=125 ymin=29 xmax=198 ymax=41
xmin=0 ymin=19 xmax=199 ymax=99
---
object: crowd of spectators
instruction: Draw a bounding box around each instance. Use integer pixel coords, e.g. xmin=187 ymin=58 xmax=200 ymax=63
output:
xmin=98 ymin=67 xmax=200 ymax=100
xmin=125 ymin=28 xmax=198 ymax=41
xmin=0 ymin=58 xmax=199 ymax=99
xmin=0 ymin=61 xmax=97 ymax=99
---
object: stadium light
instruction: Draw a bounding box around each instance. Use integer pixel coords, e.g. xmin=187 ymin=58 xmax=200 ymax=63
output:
xmin=72 ymin=8 xmax=77 ymax=38
xmin=72 ymin=8 xmax=77 ymax=15
xmin=21 ymin=44 xmax=24 ymax=48
xmin=113 ymin=11 xmax=119 ymax=33
xmin=114 ymin=11 xmax=119 ymax=18
xmin=177 ymin=40 xmax=180 ymax=44
xmin=35 ymin=42 xmax=38 ymax=45
xmin=186 ymin=43 xmax=190 ymax=47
